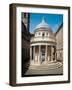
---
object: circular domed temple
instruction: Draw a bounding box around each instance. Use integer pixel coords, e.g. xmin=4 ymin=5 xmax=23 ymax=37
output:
xmin=30 ymin=17 xmax=57 ymax=65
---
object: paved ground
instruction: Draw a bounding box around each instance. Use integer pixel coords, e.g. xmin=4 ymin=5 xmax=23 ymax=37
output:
xmin=24 ymin=62 xmax=63 ymax=76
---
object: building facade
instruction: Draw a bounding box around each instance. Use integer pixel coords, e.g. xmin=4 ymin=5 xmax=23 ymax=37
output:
xmin=30 ymin=17 xmax=57 ymax=65
xmin=22 ymin=13 xmax=30 ymax=62
xmin=21 ymin=13 xmax=30 ymax=76
xmin=55 ymin=24 xmax=63 ymax=62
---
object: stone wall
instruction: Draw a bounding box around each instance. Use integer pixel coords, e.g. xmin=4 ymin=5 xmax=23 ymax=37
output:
xmin=22 ymin=13 xmax=30 ymax=62
xmin=55 ymin=24 xmax=63 ymax=62
xmin=21 ymin=13 xmax=30 ymax=77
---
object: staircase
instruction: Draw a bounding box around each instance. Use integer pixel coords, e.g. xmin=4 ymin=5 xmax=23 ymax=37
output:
xmin=29 ymin=62 xmax=63 ymax=70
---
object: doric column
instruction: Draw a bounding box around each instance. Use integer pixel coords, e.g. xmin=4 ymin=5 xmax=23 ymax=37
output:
xmin=49 ymin=46 xmax=51 ymax=61
xmin=38 ymin=45 xmax=41 ymax=64
xmin=55 ymin=47 xmax=57 ymax=60
xmin=33 ymin=46 xmax=35 ymax=62
xmin=54 ymin=46 xmax=56 ymax=61
xmin=51 ymin=46 xmax=54 ymax=61
xmin=45 ymin=45 xmax=47 ymax=63
xmin=30 ymin=46 xmax=32 ymax=60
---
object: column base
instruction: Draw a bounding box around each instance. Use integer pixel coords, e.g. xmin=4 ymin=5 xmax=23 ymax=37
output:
xmin=50 ymin=60 xmax=57 ymax=63
xmin=30 ymin=59 xmax=41 ymax=66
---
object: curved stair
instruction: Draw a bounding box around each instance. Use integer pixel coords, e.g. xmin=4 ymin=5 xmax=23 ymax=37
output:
xmin=29 ymin=62 xmax=63 ymax=70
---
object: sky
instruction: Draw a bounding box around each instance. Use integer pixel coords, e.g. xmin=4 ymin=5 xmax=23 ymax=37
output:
xmin=29 ymin=13 xmax=63 ymax=33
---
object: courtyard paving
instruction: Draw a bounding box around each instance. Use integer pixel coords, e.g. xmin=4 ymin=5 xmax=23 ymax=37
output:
xmin=24 ymin=61 xmax=63 ymax=76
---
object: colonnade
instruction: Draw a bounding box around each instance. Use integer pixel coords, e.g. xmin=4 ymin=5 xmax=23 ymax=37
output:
xmin=30 ymin=45 xmax=56 ymax=64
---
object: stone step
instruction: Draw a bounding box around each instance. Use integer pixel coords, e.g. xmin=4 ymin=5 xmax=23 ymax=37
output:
xmin=29 ymin=62 xmax=63 ymax=70
xmin=30 ymin=62 xmax=62 ymax=67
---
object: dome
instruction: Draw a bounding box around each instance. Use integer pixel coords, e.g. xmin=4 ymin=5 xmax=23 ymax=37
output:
xmin=35 ymin=17 xmax=52 ymax=31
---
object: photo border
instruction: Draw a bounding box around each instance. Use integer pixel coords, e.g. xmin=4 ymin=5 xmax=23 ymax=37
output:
xmin=9 ymin=3 xmax=70 ymax=86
